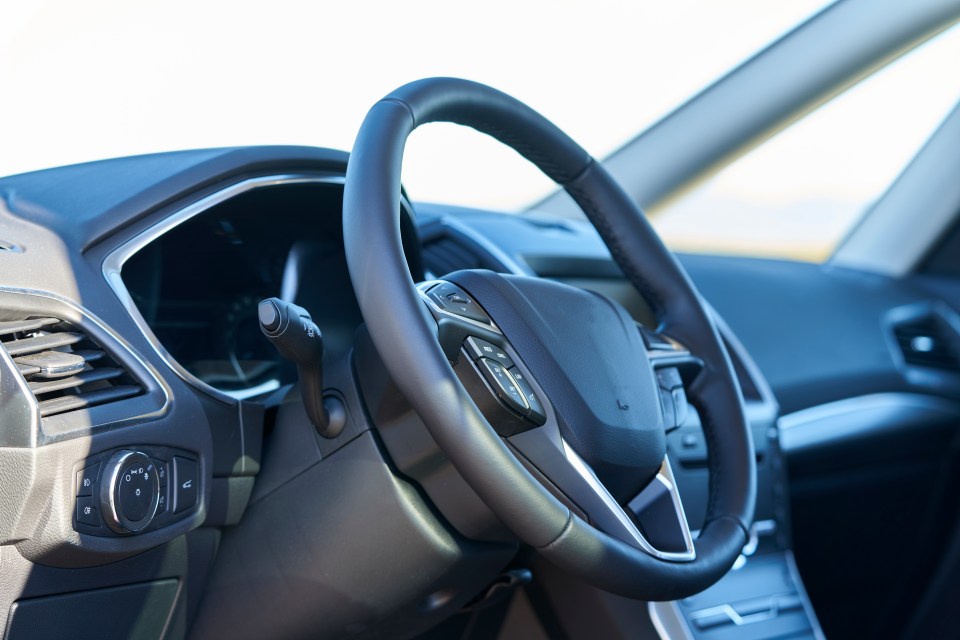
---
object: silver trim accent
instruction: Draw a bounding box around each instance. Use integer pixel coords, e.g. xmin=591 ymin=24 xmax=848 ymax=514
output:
xmin=689 ymin=601 xmax=786 ymax=627
xmin=741 ymin=519 xmax=777 ymax=558
xmin=102 ymin=174 xmax=349 ymax=404
xmin=778 ymin=392 xmax=960 ymax=454
xmin=650 ymin=550 xmax=825 ymax=640
xmin=561 ymin=441 xmax=696 ymax=562
xmin=649 ymin=601 xmax=694 ymax=640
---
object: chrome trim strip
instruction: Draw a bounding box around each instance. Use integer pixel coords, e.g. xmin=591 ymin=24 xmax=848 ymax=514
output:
xmin=649 ymin=600 xmax=694 ymax=640
xmin=102 ymin=174 xmax=348 ymax=404
xmin=650 ymin=550 xmax=825 ymax=640
xmin=741 ymin=519 xmax=777 ymax=557
xmin=778 ymin=392 xmax=960 ymax=454
xmin=561 ymin=441 xmax=696 ymax=562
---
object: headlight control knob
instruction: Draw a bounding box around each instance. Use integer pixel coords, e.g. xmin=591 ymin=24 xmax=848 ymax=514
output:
xmin=99 ymin=450 xmax=160 ymax=534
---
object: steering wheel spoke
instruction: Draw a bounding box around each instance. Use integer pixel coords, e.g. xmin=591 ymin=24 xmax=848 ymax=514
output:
xmin=509 ymin=423 xmax=696 ymax=562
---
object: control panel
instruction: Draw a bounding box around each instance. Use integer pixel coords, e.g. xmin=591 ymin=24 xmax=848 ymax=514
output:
xmin=74 ymin=446 xmax=200 ymax=536
xmin=462 ymin=335 xmax=547 ymax=426
xmin=422 ymin=281 xmax=550 ymax=436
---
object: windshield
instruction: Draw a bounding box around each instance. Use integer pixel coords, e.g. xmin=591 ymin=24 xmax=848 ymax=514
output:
xmin=2 ymin=0 xmax=829 ymax=210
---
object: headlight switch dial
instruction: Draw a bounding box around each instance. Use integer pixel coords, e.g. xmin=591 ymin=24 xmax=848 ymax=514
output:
xmin=99 ymin=450 xmax=160 ymax=534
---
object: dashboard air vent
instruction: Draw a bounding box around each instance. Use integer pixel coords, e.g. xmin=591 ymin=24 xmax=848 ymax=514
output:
xmin=421 ymin=236 xmax=492 ymax=277
xmin=892 ymin=315 xmax=960 ymax=371
xmin=0 ymin=317 xmax=143 ymax=417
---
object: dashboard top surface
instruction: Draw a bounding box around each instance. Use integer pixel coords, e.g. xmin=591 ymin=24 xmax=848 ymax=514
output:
xmin=0 ymin=145 xmax=951 ymax=417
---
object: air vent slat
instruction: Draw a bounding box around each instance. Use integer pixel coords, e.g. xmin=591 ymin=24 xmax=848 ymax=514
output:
xmin=0 ymin=314 xmax=143 ymax=419
xmin=892 ymin=314 xmax=960 ymax=371
xmin=3 ymin=331 xmax=84 ymax=356
xmin=14 ymin=350 xmax=87 ymax=379
xmin=38 ymin=385 xmax=142 ymax=417
xmin=17 ymin=362 xmax=41 ymax=376
xmin=73 ymin=349 xmax=106 ymax=364
xmin=29 ymin=367 xmax=124 ymax=395
xmin=0 ymin=317 xmax=60 ymax=337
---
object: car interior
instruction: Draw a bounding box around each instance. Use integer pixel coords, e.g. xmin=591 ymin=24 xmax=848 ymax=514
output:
xmin=1 ymin=1 xmax=960 ymax=639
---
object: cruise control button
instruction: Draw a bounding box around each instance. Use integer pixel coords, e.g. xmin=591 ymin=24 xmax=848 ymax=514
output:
xmin=173 ymin=457 xmax=199 ymax=514
xmin=478 ymin=358 xmax=529 ymax=415
xmin=660 ymin=387 xmax=677 ymax=428
xmin=76 ymin=462 xmax=100 ymax=497
xmin=429 ymin=283 xmax=492 ymax=325
xmin=464 ymin=337 xmax=514 ymax=367
xmin=508 ymin=368 xmax=547 ymax=425
xmin=656 ymin=367 xmax=683 ymax=391
xmin=672 ymin=387 xmax=689 ymax=427
xmin=76 ymin=496 xmax=101 ymax=527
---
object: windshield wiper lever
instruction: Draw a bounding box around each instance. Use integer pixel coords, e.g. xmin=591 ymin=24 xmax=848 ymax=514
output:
xmin=258 ymin=297 xmax=345 ymax=438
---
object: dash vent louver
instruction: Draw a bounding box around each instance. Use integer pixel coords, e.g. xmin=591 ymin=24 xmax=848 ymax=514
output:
xmin=892 ymin=314 xmax=960 ymax=371
xmin=0 ymin=316 xmax=143 ymax=417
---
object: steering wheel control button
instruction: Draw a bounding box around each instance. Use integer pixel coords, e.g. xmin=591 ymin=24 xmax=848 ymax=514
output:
xmin=76 ymin=496 xmax=101 ymax=527
xmin=641 ymin=326 xmax=677 ymax=352
xmin=429 ymin=282 xmax=492 ymax=325
xmin=76 ymin=462 xmax=100 ymax=497
xmin=507 ymin=368 xmax=547 ymax=425
xmin=672 ymin=387 xmax=689 ymax=427
xmin=464 ymin=337 xmax=514 ymax=367
xmin=478 ymin=358 xmax=529 ymax=415
xmin=657 ymin=367 xmax=687 ymax=430
xmin=660 ymin=388 xmax=677 ymax=429
xmin=100 ymin=451 xmax=160 ymax=534
xmin=173 ymin=456 xmax=199 ymax=514
xmin=656 ymin=367 xmax=683 ymax=391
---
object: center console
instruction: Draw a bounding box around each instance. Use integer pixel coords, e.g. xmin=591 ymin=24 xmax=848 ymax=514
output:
xmin=651 ymin=405 xmax=824 ymax=640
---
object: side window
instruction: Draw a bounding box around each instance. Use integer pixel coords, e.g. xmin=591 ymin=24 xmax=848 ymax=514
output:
xmin=650 ymin=27 xmax=960 ymax=262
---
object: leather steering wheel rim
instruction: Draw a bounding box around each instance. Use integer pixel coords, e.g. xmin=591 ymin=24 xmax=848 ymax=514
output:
xmin=343 ymin=77 xmax=755 ymax=600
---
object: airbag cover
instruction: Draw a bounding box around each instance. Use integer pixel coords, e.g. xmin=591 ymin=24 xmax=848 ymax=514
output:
xmin=449 ymin=271 xmax=665 ymax=502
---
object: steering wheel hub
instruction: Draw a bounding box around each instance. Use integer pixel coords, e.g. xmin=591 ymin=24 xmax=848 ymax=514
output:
xmin=447 ymin=270 xmax=667 ymax=502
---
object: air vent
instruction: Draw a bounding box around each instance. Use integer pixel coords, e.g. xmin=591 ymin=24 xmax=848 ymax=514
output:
xmin=422 ymin=229 xmax=507 ymax=278
xmin=421 ymin=236 xmax=493 ymax=277
xmin=0 ymin=316 xmax=143 ymax=417
xmin=892 ymin=315 xmax=960 ymax=371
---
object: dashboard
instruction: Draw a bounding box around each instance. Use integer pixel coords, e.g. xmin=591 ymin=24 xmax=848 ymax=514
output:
xmin=0 ymin=145 xmax=957 ymax=640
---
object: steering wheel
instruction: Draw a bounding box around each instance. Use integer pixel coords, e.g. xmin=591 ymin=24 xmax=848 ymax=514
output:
xmin=343 ymin=78 xmax=755 ymax=601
